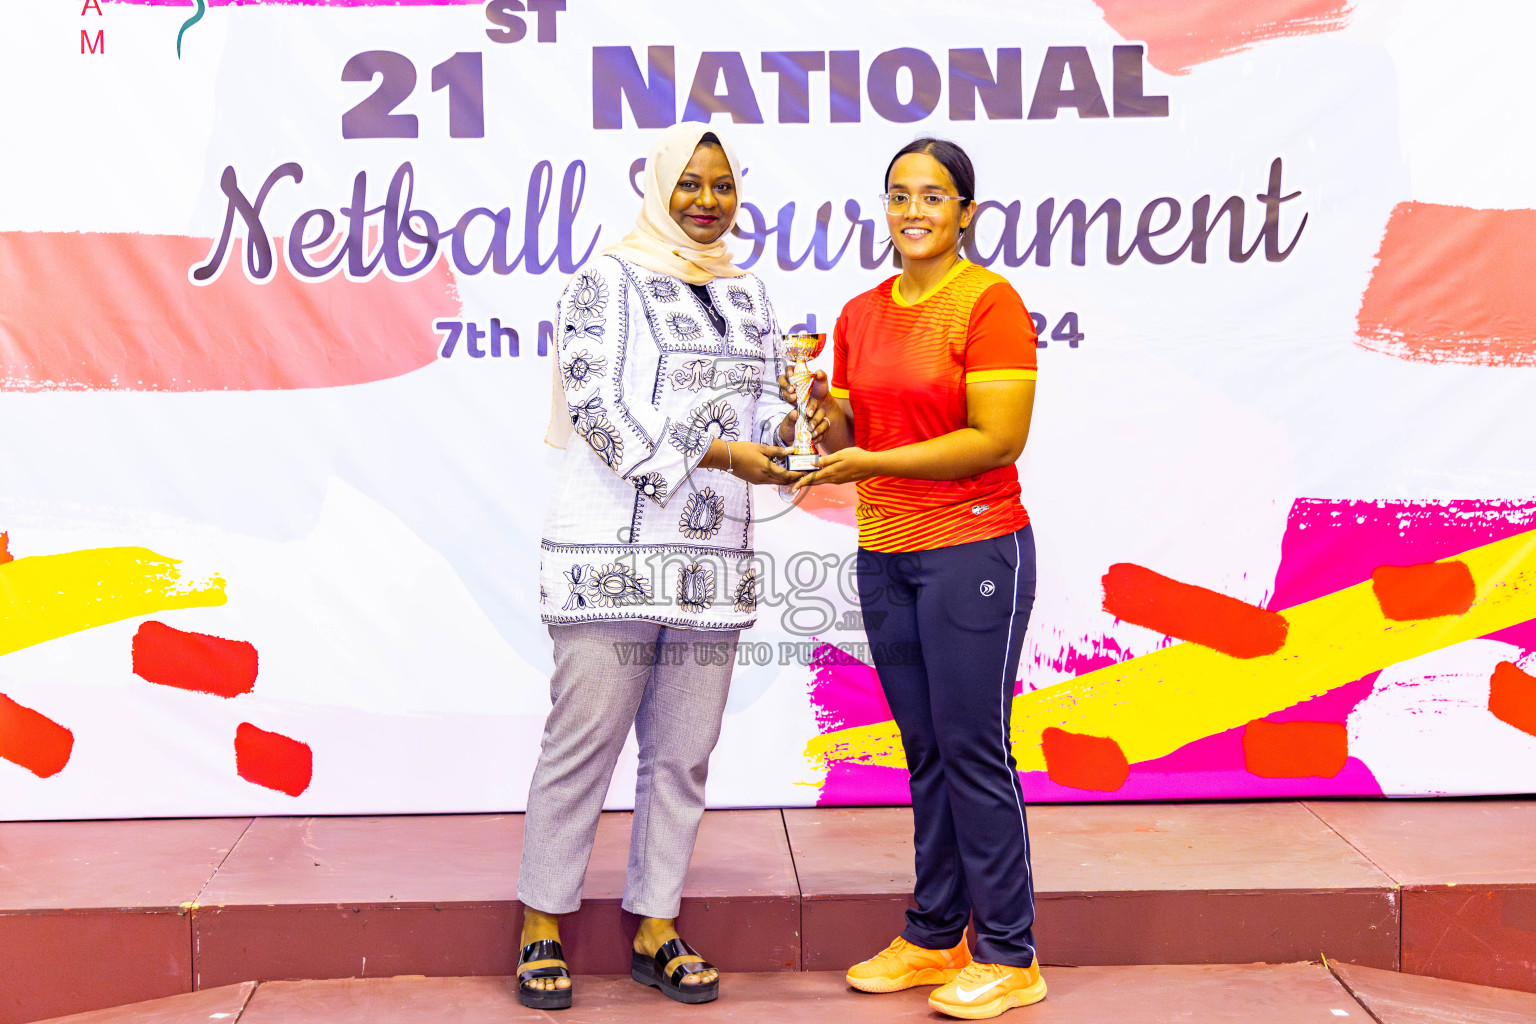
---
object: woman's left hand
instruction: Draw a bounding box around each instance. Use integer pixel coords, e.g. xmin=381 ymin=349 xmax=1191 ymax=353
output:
xmin=792 ymin=447 xmax=880 ymax=490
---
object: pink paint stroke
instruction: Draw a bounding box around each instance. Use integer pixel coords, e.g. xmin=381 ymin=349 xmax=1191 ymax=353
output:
xmin=806 ymin=644 xmax=892 ymax=734
xmin=0 ymin=232 xmax=455 ymax=392
xmin=1032 ymin=633 xmax=1136 ymax=679
xmin=1095 ymin=0 xmax=1354 ymax=77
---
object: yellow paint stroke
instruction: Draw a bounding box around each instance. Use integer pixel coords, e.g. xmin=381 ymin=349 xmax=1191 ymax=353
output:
xmin=0 ymin=547 xmax=226 ymax=657
xmin=807 ymin=526 xmax=1536 ymax=774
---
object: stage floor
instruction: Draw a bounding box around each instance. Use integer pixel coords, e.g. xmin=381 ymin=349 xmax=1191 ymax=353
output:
xmin=3 ymin=799 xmax=1534 ymax=1022
xmin=32 ymin=963 xmax=1536 ymax=1024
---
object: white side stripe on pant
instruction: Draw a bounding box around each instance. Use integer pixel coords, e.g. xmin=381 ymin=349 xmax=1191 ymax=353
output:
xmin=1000 ymin=531 xmax=1031 ymax=852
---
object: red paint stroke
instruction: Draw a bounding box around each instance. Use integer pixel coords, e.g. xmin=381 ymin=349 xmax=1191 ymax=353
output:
xmin=0 ymin=694 xmax=74 ymax=779
xmin=1357 ymin=203 xmax=1536 ymax=367
xmin=1242 ymin=719 xmax=1348 ymax=778
xmin=1371 ymin=561 xmax=1476 ymax=621
xmin=235 ymin=723 xmax=312 ymax=797
xmin=132 ymin=620 xmax=258 ymax=698
xmin=1489 ymin=661 xmax=1536 ymax=738
xmin=0 ymin=232 xmax=457 ymax=392
xmin=1041 ymin=726 xmax=1130 ymax=792
xmin=1102 ymin=563 xmax=1288 ymax=658
xmin=0 ymin=532 xmax=11 ymax=565
xmin=1095 ymin=0 xmax=1352 ymax=76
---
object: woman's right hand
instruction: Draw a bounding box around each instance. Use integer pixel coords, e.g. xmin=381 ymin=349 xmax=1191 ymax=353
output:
xmin=709 ymin=440 xmax=802 ymax=486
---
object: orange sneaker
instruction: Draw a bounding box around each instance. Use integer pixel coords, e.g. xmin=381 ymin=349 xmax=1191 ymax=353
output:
xmin=928 ymin=960 xmax=1047 ymax=1019
xmin=845 ymin=935 xmax=971 ymax=993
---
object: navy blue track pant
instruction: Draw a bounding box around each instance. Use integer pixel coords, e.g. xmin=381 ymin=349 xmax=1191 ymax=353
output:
xmin=856 ymin=525 xmax=1038 ymax=967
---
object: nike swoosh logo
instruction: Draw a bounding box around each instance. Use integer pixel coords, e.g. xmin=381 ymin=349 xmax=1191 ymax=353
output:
xmin=956 ymin=977 xmax=1006 ymax=1002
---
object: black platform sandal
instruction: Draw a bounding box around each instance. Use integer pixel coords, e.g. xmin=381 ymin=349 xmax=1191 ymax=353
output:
xmin=517 ymin=938 xmax=573 ymax=1010
xmin=631 ymin=936 xmax=719 ymax=1004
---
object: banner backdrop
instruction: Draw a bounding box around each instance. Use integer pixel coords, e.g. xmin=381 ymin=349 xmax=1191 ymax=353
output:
xmin=2 ymin=0 xmax=1535 ymax=818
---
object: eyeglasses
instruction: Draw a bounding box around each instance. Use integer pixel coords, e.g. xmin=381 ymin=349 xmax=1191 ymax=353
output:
xmin=877 ymin=192 xmax=970 ymax=214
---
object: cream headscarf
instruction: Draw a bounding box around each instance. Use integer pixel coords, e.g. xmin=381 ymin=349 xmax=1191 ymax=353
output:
xmin=546 ymin=123 xmax=746 ymax=448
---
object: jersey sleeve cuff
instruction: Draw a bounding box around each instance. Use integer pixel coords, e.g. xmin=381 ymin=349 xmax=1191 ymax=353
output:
xmin=828 ymin=384 xmax=851 ymax=399
xmin=964 ymin=369 xmax=1038 ymax=384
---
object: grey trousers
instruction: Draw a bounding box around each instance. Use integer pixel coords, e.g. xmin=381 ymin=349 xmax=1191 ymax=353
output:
xmin=517 ymin=619 xmax=739 ymax=919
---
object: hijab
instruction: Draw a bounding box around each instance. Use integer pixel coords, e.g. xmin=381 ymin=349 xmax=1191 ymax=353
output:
xmin=603 ymin=121 xmax=748 ymax=284
xmin=546 ymin=123 xmax=746 ymax=447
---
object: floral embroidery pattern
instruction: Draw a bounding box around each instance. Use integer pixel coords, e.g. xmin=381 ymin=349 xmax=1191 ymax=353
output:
xmin=570 ymin=269 xmax=609 ymax=317
xmin=677 ymin=562 xmax=716 ymax=612
xmin=563 ymin=270 xmax=608 ymax=346
xmin=679 ymin=488 xmax=726 ymax=540
xmin=562 ymin=349 xmax=607 ymax=390
xmin=588 ymin=562 xmax=652 ymax=607
xmin=563 ymin=316 xmax=606 ymax=347
xmin=689 ymin=399 xmax=740 ymax=441
xmin=568 ymin=393 xmax=603 ymax=431
xmin=646 ymin=276 xmax=680 ymax=303
xmin=734 ymin=569 xmax=758 ymax=613
xmin=726 ymin=285 xmax=754 ymax=313
xmin=577 ymin=412 xmax=624 ymax=468
xmin=670 ymin=358 xmax=716 ymax=392
xmin=563 ymin=564 xmax=594 ymax=611
xmin=563 ymin=561 xmax=651 ymax=609
xmin=668 ymin=422 xmax=709 ymax=458
xmin=633 ymin=472 xmax=668 ymax=503
xmin=738 ymin=319 xmax=767 ymax=346
xmin=665 ymin=311 xmax=704 ymax=343
xmin=725 ymin=363 xmax=763 ymax=398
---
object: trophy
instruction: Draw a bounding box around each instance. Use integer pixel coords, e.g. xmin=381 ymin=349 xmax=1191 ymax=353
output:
xmin=782 ymin=332 xmax=827 ymax=472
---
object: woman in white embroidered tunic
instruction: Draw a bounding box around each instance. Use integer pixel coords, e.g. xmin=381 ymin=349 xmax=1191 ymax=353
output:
xmin=516 ymin=123 xmax=804 ymax=1011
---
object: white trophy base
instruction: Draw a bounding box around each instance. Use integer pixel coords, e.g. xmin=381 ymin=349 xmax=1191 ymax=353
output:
xmin=788 ymin=452 xmax=821 ymax=472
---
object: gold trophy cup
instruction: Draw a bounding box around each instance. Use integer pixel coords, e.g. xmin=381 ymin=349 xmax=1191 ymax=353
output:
xmin=782 ymin=332 xmax=827 ymax=472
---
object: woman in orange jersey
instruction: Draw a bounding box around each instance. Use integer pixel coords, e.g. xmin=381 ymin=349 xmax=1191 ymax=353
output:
xmin=790 ymin=138 xmax=1044 ymax=1020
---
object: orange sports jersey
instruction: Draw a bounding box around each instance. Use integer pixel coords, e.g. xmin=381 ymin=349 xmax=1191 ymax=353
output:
xmin=831 ymin=260 xmax=1037 ymax=553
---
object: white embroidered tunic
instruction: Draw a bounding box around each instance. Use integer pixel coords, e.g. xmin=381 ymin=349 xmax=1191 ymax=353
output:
xmin=540 ymin=255 xmax=792 ymax=630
